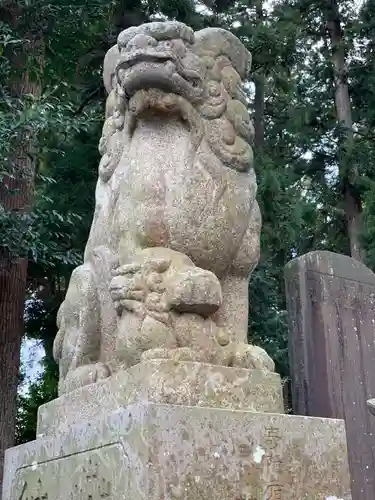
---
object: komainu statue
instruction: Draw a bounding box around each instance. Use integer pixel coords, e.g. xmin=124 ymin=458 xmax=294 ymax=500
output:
xmin=53 ymin=21 xmax=275 ymax=395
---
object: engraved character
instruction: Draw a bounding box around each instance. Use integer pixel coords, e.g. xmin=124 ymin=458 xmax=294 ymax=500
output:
xmin=265 ymin=483 xmax=282 ymax=500
xmin=264 ymin=427 xmax=281 ymax=450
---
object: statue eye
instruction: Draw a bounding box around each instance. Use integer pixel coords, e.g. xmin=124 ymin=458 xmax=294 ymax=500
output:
xmin=163 ymin=40 xmax=174 ymax=49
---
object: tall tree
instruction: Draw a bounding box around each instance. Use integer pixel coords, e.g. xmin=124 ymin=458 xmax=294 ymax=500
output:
xmin=0 ymin=1 xmax=44 ymax=490
xmin=253 ymin=0 xmax=265 ymax=153
xmin=324 ymin=0 xmax=363 ymax=261
xmin=348 ymin=0 xmax=375 ymax=268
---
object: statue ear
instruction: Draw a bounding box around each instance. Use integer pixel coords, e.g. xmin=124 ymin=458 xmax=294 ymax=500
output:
xmin=103 ymin=45 xmax=120 ymax=93
xmin=192 ymin=28 xmax=251 ymax=79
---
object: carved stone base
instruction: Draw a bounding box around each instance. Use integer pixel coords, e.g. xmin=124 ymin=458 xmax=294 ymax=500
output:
xmin=3 ymin=402 xmax=351 ymax=500
xmin=37 ymin=361 xmax=284 ymax=436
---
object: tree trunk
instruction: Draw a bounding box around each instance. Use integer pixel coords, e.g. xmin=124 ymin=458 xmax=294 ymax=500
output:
xmin=254 ymin=72 xmax=265 ymax=152
xmin=0 ymin=2 xmax=43 ymax=493
xmin=324 ymin=0 xmax=364 ymax=261
xmin=0 ymin=260 xmax=28 ymax=492
xmin=253 ymin=0 xmax=265 ymax=153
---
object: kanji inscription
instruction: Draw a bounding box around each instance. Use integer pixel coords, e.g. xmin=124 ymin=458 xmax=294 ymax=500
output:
xmin=13 ymin=444 xmax=128 ymax=500
xmin=264 ymin=426 xmax=283 ymax=499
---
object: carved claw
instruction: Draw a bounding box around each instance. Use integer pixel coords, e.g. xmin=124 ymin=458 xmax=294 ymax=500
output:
xmin=110 ymin=257 xmax=171 ymax=313
xmin=109 ymin=265 xmax=145 ymax=313
xmin=110 ymin=268 xmax=144 ymax=299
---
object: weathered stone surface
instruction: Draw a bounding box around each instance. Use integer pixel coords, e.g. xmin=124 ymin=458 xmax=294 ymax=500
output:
xmin=37 ymin=361 xmax=284 ymax=437
xmin=53 ymin=20 xmax=273 ymax=397
xmin=3 ymin=403 xmax=351 ymax=500
xmin=285 ymin=250 xmax=375 ymax=500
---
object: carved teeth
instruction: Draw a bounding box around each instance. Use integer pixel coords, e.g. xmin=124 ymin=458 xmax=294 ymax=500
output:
xmin=116 ymin=50 xmax=175 ymax=72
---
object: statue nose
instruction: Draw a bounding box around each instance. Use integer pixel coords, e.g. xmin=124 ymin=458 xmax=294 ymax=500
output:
xmin=126 ymin=34 xmax=157 ymax=51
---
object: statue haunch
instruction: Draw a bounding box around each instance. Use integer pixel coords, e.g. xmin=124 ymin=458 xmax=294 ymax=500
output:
xmin=53 ymin=21 xmax=275 ymax=395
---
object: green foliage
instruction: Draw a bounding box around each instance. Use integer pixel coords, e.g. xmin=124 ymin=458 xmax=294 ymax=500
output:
xmin=16 ymin=367 xmax=58 ymax=445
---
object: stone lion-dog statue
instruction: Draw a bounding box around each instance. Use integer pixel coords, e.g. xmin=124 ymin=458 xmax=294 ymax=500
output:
xmin=53 ymin=21 xmax=274 ymax=395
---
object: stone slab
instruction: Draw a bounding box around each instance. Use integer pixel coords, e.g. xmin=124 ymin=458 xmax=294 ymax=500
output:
xmin=37 ymin=360 xmax=284 ymax=436
xmin=4 ymin=403 xmax=351 ymax=500
xmin=285 ymin=251 xmax=375 ymax=500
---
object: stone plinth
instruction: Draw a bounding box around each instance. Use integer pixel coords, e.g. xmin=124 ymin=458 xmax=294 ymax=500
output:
xmin=3 ymin=402 xmax=351 ymax=500
xmin=37 ymin=361 xmax=284 ymax=436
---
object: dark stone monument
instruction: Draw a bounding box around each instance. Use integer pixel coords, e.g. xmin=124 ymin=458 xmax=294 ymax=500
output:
xmin=285 ymin=251 xmax=375 ymax=500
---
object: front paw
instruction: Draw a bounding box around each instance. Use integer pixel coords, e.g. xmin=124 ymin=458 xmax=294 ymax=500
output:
xmin=109 ymin=258 xmax=170 ymax=315
xmin=110 ymin=263 xmax=144 ymax=303
xmin=231 ymin=343 xmax=275 ymax=372
xmin=62 ymin=362 xmax=111 ymax=394
xmin=166 ymin=268 xmax=223 ymax=317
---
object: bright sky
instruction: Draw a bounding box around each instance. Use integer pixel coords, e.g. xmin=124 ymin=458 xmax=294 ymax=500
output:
xmin=20 ymin=338 xmax=44 ymax=394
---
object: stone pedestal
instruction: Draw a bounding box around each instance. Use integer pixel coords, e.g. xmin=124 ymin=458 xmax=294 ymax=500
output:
xmin=2 ymin=362 xmax=351 ymax=500
xmin=37 ymin=360 xmax=284 ymax=436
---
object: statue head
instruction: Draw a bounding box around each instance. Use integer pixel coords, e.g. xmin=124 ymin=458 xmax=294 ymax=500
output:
xmin=100 ymin=21 xmax=255 ymax=181
xmin=104 ymin=22 xmax=251 ymax=102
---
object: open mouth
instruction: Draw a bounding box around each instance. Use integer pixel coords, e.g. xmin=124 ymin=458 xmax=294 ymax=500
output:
xmin=115 ymin=49 xmax=203 ymax=101
xmin=116 ymin=49 xmax=175 ymax=71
